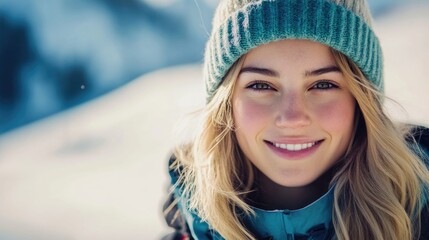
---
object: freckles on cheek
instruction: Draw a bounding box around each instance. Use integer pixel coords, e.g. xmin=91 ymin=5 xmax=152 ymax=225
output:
xmin=233 ymin=99 xmax=269 ymax=131
xmin=315 ymin=98 xmax=355 ymax=131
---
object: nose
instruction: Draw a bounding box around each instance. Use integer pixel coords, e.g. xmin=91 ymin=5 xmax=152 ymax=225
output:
xmin=275 ymin=92 xmax=311 ymax=128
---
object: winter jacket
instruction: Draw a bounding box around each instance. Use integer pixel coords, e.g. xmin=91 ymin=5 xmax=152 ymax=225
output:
xmin=162 ymin=125 xmax=429 ymax=240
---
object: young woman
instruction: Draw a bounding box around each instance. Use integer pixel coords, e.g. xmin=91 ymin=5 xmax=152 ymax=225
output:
xmin=163 ymin=0 xmax=429 ymax=239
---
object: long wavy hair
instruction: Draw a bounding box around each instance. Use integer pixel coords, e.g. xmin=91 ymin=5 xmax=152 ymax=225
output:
xmin=171 ymin=49 xmax=429 ymax=240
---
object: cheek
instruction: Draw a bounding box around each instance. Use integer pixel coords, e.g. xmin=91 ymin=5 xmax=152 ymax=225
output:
xmin=233 ymin=97 xmax=272 ymax=134
xmin=313 ymin=95 xmax=356 ymax=133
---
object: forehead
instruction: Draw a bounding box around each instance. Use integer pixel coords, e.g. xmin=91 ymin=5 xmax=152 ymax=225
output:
xmin=243 ymin=40 xmax=336 ymax=67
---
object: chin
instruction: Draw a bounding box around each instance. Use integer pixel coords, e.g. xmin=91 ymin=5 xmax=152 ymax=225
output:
xmin=273 ymin=175 xmax=317 ymax=188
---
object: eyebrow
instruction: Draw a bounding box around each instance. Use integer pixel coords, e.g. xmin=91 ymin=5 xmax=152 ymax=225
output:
xmin=305 ymin=66 xmax=341 ymax=77
xmin=239 ymin=66 xmax=279 ymax=77
xmin=239 ymin=65 xmax=341 ymax=77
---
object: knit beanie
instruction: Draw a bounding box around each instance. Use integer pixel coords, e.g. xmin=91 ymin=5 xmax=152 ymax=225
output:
xmin=204 ymin=0 xmax=383 ymax=101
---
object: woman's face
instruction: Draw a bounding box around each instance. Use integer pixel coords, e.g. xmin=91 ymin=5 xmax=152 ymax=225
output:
xmin=232 ymin=40 xmax=356 ymax=187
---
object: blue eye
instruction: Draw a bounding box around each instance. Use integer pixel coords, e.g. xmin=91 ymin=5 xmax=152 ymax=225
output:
xmin=246 ymin=81 xmax=274 ymax=91
xmin=312 ymin=81 xmax=338 ymax=90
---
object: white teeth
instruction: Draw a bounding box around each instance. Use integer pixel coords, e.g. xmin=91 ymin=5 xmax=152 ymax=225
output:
xmin=273 ymin=142 xmax=316 ymax=151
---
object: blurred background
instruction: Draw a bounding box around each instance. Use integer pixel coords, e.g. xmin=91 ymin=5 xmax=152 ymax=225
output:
xmin=0 ymin=0 xmax=217 ymax=133
xmin=0 ymin=0 xmax=428 ymax=239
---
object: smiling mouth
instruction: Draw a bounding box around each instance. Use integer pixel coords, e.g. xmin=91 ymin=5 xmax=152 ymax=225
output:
xmin=266 ymin=140 xmax=323 ymax=151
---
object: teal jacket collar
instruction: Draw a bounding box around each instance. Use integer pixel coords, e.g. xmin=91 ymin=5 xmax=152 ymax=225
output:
xmin=173 ymin=185 xmax=335 ymax=240
xmin=244 ymin=186 xmax=334 ymax=240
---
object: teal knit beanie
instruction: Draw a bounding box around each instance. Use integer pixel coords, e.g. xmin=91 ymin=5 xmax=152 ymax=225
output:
xmin=204 ymin=0 xmax=383 ymax=101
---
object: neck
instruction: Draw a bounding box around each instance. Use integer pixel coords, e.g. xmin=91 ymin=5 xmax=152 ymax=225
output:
xmin=249 ymin=168 xmax=334 ymax=210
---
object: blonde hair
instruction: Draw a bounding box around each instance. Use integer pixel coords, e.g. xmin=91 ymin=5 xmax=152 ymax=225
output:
xmin=330 ymin=50 xmax=429 ymax=240
xmin=171 ymin=50 xmax=429 ymax=240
